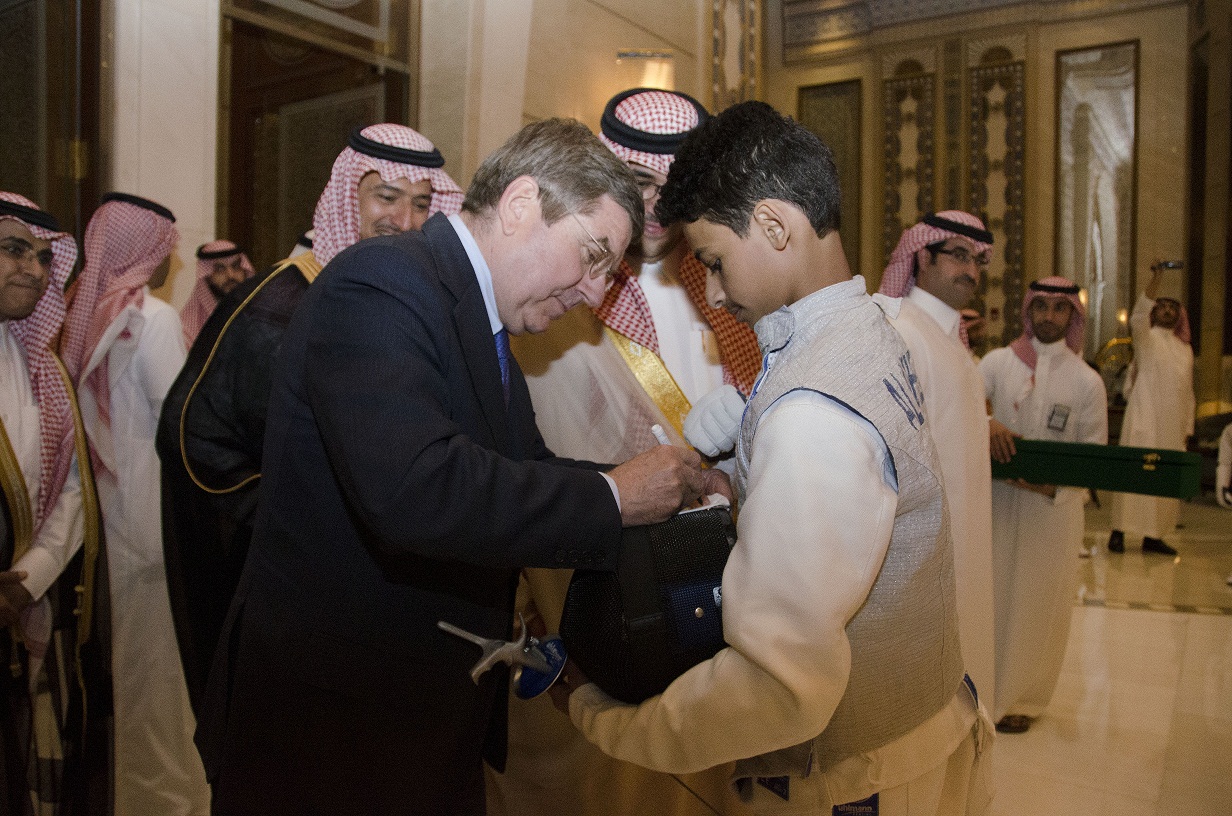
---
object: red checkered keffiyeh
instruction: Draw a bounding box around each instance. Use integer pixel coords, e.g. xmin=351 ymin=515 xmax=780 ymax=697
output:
xmin=1009 ymin=276 xmax=1086 ymax=372
xmin=312 ymin=124 xmax=464 ymax=267
xmin=594 ymin=253 xmax=762 ymax=396
xmin=593 ymin=90 xmax=759 ymax=394
xmin=599 ymin=89 xmax=707 ymax=177
xmin=60 ymin=194 xmax=178 ymax=470
xmin=0 ymin=192 xmax=79 ymax=533
xmin=879 ymin=210 xmax=994 ymax=347
xmin=180 ymin=240 xmax=255 ymax=346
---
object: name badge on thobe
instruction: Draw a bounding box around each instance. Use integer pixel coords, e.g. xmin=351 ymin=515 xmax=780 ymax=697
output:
xmin=1048 ymin=404 xmax=1071 ymax=432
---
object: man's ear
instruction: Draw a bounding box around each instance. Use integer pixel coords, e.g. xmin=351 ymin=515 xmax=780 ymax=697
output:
xmin=497 ymin=176 xmax=541 ymax=236
xmin=752 ymin=200 xmax=790 ymax=251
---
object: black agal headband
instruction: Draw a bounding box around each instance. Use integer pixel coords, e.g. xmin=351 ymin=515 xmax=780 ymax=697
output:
xmin=600 ymin=88 xmax=711 ymax=155
xmin=923 ymin=212 xmax=993 ymax=245
xmin=0 ymin=198 xmax=61 ymax=232
xmin=348 ymin=127 xmax=444 ymax=168
xmin=1029 ymin=280 xmax=1080 ymax=295
xmin=196 ymin=243 xmax=244 ymax=261
xmin=102 ymin=192 xmax=176 ymax=222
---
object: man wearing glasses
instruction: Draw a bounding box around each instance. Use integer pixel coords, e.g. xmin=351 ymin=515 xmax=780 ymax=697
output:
xmin=500 ymin=89 xmax=763 ymax=816
xmin=0 ymin=193 xmax=100 ymax=816
xmin=877 ymin=211 xmax=1000 ymax=718
xmin=197 ymin=118 xmax=720 ymax=816
xmin=513 ymin=89 xmax=762 ymax=461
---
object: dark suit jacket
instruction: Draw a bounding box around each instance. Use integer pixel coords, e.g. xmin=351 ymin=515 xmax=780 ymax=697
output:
xmin=197 ymin=214 xmax=622 ymax=816
xmin=156 ymin=260 xmax=309 ymax=715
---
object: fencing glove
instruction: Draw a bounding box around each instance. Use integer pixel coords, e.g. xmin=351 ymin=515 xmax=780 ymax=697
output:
xmin=684 ymin=384 xmax=745 ymax=457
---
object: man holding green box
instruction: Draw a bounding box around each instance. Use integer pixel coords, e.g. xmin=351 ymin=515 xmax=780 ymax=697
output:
xmin=979 ymin=276 xmax=1107 ymax=734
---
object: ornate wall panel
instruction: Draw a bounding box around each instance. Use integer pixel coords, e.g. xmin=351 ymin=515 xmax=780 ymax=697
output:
xmin=799 ymin=79 xmax=862 ymax=270
xmin=882 ymin=56 xmax=935 ymax=266
xmin=968 ymin=47 xmax=1025 ymax=345
xmin=276 ymin=84 xmax=384 ymax=258
xmin=782 ymin=0 xmax=871 ymax=51
xmin=941 ymin=38 xmax=962 ymax=210
xmin=0 ymin=0 xmax=98 ymax=238
xmin=872 ymin=0 xmax=1022 ymax=26
xmin=0 ymin=1 xmax=45 ymax=205
xmin=783 ymin=0 xmax=1033 ymax=60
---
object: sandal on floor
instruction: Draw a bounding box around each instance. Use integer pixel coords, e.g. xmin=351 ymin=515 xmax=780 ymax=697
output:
xmin=995 ymin=714 xmax=1032 ymax=734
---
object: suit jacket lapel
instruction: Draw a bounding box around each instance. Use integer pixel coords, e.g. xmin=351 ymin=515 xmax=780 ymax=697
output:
xmin=422 ymin=215 xmax=511 ymax=453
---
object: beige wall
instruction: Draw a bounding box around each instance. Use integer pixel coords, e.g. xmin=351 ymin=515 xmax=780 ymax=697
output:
xmin=420 ymin=0 xmax=534 ymax=189
xmin=106 ymin=0 xmax=221 ymax=309
xmin=421 ymin=0 xmax=709 ymax=187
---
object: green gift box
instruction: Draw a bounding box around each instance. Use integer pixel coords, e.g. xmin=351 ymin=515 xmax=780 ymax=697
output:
xmin=990 ymin=439 xmax=1202 ymax=499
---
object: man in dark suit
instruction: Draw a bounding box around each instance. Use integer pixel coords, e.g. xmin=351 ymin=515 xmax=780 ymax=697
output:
xmin=197 ymin=118 xmax=721 ymax=815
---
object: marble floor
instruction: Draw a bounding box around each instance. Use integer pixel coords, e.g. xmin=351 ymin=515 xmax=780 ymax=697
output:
xmin=990 ymin=493 xmax=1232 ymax=816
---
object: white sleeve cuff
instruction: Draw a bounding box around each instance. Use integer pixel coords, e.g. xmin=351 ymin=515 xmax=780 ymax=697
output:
xmin=16 ymin=460 xmax=85 ymax=600
xmin=15 ymin=546 xmax=63 ymax=602
xmin=600 ymin=471 xmax=620 ymax=511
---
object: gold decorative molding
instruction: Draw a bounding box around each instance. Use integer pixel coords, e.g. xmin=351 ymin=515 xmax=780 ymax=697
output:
xmin=880 ymin=47 xmax=937 ymax=78
xmin=966 ymin=33 xmax=1027 ymax=65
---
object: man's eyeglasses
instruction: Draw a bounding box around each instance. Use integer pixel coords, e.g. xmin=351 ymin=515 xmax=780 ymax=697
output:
xmin=634 ymin=175 xmax=665 ymax=202
xmin=570 ymin=213 xmax=614 ymax=283
xmin=0 ymin=238 xmax=53 ymax=269
xmin=935 ymin=246 xmax=992 ymax=269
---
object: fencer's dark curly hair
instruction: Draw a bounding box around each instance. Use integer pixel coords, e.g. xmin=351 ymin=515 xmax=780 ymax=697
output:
xmin=655 ymin=101 xmax=841 ymax=238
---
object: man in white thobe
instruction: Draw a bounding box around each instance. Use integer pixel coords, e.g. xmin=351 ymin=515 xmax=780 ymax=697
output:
xmin=979 ymin=276 xmax=1107 ymax=734
xmin=877 ymin=211 xmax=998 ymax=714
xmin=1 ymin=192 xmax=100 ymax=815
xmin=1107 ymin=263 xmax=1195 ymax=556
xmin=60 ymin=193 xmax=209 ymax=815
xmin=497 ymin=88 xmax=761 ymax=816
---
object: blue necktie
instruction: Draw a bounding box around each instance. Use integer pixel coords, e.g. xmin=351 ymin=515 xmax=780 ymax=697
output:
xmin=494 ymin=328 xmax=511 ymax=406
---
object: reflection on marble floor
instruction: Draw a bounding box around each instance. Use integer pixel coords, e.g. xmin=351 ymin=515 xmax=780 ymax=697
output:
xmin=1078 ymin=494 xmax=1232 ymax=614
xmin=991 ymin=495 xmax=1232 ymax=816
